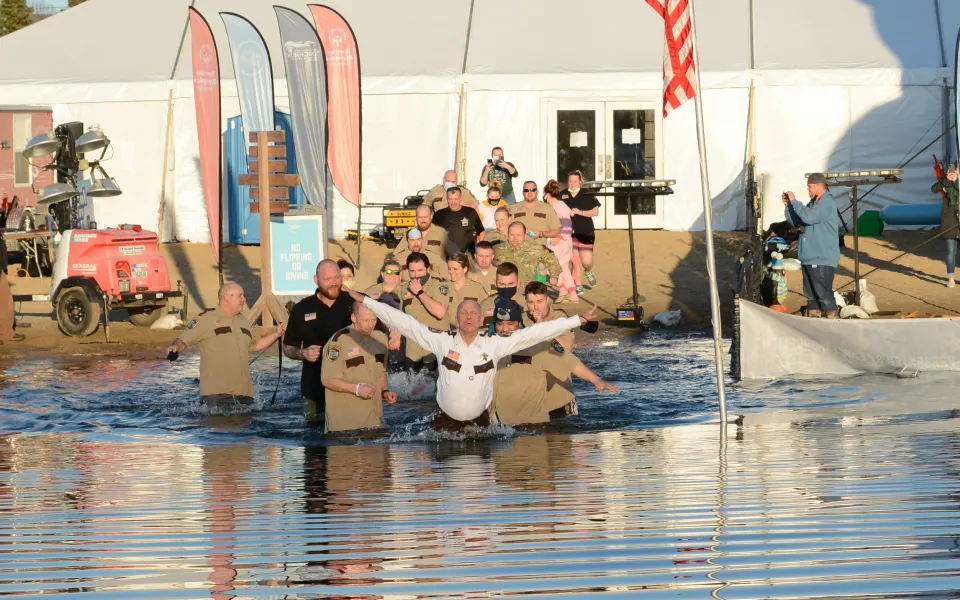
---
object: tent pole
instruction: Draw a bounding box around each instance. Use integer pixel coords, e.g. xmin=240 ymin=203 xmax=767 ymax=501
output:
xmin=688 ymin=0 xmax=728 ymax=425
xmin=157 ymin=89 xmax=176 ymax=241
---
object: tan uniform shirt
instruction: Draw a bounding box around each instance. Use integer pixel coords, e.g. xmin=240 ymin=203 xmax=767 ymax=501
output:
xmin=178 ymin=307 xmax=260 ymax=398
xmin=423 ymin=184 xmax=480 ymax=211
xmin=493 ymin=310 xmax=579 ymax=425
xmin=485 ymin=229 xmax=507 ymax=249
xmin=401 ymin=276 xmax=452 ymax=361
xmin=321 ymin=327 xmax=389 ymax=433
xmin=445 ymin=279 xmax=488 ymax=328
xmin=392 ymin=224 xmax=450 ymax=260
xmin=509 ymin=201 xmax=562 ymax=247
xmin=468 ymin=266 xmax=497 ymax=297
xmin=390 ymin=248 xmax=449 ymax=281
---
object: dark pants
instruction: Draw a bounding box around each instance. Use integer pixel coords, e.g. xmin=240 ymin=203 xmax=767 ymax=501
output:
xmin=303 ymin=395 xmax=325 ymax=427
xmin=802 ymin=264 xmax=837 ymax=312
xmin=432 ymin=410 xmax=490 ymax=431
xmin=201 ymin=394 xmax=255 ymax=411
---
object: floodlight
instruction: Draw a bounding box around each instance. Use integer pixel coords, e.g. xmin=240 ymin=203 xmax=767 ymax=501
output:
xmin=22 ymin=132 xmax=59 ymax=159
xmin=85 ymin=178 xmax=122 ymax=198
xmin=38 ymin=182 xmax=78 ymax=205
xmin=75 ymin=130 xmax=110 ymax=155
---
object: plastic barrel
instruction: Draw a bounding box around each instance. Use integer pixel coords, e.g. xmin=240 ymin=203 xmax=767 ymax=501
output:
xmin=879 ymin=203 xmax=942 ymax=226
xmin=856 ymin=210 xmax=884 ymax=236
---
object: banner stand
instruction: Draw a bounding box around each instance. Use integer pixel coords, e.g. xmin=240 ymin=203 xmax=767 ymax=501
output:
xmin=244 ymin=130 xmax=298 ymax=328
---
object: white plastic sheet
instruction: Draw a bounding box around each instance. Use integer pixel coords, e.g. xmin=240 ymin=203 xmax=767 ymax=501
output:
xmin=739 ymin=300 xmax=960 ymax=379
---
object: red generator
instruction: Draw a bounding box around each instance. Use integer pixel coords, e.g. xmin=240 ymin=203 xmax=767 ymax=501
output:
xmin=45 ymin=226 xmax=182 ymax=336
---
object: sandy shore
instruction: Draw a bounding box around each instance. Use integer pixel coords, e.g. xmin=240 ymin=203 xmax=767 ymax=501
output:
xmin=4 ymin=229 xmax=958 ymax=358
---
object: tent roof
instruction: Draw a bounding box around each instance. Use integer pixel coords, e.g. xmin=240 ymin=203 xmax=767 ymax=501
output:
xmin=0 ymin=0 xmax=953 ymax=86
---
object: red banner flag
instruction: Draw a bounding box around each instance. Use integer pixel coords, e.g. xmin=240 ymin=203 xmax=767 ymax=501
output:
xmin=646 ymin=0 xmax=696 ymax=117
xmin=309 ymin=5 xmax=361 ymax=206
xmin=189 ymin=8 xmax=222 ymax=264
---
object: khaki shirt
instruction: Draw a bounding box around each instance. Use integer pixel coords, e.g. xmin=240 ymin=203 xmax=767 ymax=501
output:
xmin=321 ymin=327 xmax=389 ymax=433
xmin=509 ymin=201 xmax=561 ymax=247
xmin=468 ymin=266 xmax=497 ymax=297
xmin=494 ymin=240 xmax=562 ymax=286
xmin=485 ymin=229 xmax=507 ymax=249
xmin=364 ymin=283 xmax=403 ymax=310
xmin=401 ymin=276 xmax=452 ymax=361
xmin=526 ymin=310 xmax=579 ymax=413
xmin=423 ymin=184 xmax=480 ymax=211
xmin=392 ymin=224 xmax=450 ymax=260
xmin=178 ymin=307 xmax=260 ymax=398
xmin=493 ymin=310 xmax=578 ymax=424
xmin=390 ymin=247 xmax=449 ymax=281
xmin=445 ymin=279 xmax=488 ymax=328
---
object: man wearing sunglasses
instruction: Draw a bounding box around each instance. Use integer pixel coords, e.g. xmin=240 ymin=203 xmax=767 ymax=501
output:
xmin=509 ymin=181 xmax=561 ymax=247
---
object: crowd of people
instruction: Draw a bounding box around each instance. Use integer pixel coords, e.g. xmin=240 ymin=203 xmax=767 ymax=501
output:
xmin=167 ymin=148 xmax=618 ymax=434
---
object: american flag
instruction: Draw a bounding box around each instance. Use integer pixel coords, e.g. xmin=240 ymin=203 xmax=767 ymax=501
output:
xmin=646 ymin=0 xmax=697 ymax=117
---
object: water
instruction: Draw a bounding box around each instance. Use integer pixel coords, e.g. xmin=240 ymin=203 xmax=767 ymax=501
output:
xmin=2 ymin=331 xmax=960 ymax=598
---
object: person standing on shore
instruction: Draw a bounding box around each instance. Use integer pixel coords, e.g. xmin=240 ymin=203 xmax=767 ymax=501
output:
xmin=560 ymin=170 xmax=601 ymax=292
xmin=284 ymin=260 xmax=355 ymax=426
xmin=932 ymin=162 xmax=960 ymax=287
xmin=479 ymin=147 xmax=519 ymax=204
xmin=783 ymin=173 xmax=840 ymax=318
xmin=165 ymin=283 xmax=286 ymax=410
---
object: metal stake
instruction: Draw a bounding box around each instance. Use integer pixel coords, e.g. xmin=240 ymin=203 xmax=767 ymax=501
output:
xmin=626 ymin=195 xmax=640 ymax=306
xmin=851 ymin=184 xmax=861 ymax=306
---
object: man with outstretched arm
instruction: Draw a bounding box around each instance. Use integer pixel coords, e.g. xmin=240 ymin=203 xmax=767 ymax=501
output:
xmin=342 ymin=286 xmax=598 ymax=427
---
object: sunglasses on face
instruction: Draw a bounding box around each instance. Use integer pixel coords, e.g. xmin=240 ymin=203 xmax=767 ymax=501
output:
xmin=523 ymin=188 xmax=537 ymax=193
xmin=383 ymin=269 xmax=401 ymax=275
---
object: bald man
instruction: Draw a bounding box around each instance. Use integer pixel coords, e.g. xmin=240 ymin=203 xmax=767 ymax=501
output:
xmin=320 ymin=302 xmax=397 ymax=433
xmin=284 ymin=259 xmax=356 ymax=426
xmin=422 ymin=169 xmax=480 ymax=212
xmin=166 ymin=283 xmax=286 ymax=410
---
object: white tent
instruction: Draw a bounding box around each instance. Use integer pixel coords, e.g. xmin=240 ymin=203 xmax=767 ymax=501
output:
xmin=0 ymin=0 xmax=956 ymax=242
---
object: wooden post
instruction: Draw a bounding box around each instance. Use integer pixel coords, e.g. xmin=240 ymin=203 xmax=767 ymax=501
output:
xmin=244 ymin=130 xmax=296 ymax=329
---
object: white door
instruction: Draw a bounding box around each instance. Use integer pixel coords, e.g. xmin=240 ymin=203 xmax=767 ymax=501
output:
xmin=547 ymin=101 xmax=662 ymax=230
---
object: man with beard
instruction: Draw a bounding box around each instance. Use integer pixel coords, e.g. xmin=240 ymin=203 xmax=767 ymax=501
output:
xmin=400 ymin=252 xmax=451 ymax=372
xmin=284 ymin=259 xmax=355 ymax=426
xmin=390 ymin=228 xmax=448 ymax=281
xmin=392 ymin=203 xmax=450 ymax=261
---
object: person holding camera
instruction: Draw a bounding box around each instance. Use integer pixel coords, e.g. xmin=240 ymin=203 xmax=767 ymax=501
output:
xmin=480 ymin=147 xmax=519 ymax=204
xmin=931 ymin=162 xmax=960 ymax=287
xmin=783 ymin=173 xmax=840 ymax=318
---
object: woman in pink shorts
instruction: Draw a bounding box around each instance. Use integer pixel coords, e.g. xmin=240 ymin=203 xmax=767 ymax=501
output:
xmin=543 ymin=179 xmax=578 ymax=302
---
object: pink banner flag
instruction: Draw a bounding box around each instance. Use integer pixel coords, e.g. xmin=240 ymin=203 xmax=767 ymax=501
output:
xmin=309 ymin=5 xmax=361 ymax=206
xmin=189 ymin=7 xmax=222 ymax=265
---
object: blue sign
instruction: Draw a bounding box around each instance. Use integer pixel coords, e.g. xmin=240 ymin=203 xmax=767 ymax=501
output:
xmin=270 ymin=213 xmax=325 ymax=296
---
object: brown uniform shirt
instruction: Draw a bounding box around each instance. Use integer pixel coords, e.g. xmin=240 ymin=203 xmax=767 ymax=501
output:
xmin=178 ymin=307 xmax=261 ymax=398
xmin=392 ymin=224 xmax=450 ymax=260
xmin=468 ymin=266 xmax=497 ymax=297
xmin=484 ymin=229 xmax=507 ymax=249
xmin=524 ymin=309 xmax=578 ymax=413
xmin=321 ymin=327 xmax=389 ymax=433
xmin=401 ymin=276 xmax=452 ymax=361
xmin=509 ymin=201 xmax=561 ymax=247
xmin=364 ymin=282 xmax=402 ymax=304
xmin=423 ymin=184 xmax=480 ymax=212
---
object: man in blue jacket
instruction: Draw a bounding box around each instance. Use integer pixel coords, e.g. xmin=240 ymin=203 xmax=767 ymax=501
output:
xmin=783 ymin=172 xmax=840 ymax=319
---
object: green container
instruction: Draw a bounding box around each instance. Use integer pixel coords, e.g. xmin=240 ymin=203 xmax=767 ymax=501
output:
xmin=857 ymin=210 xmax=884 ymax=237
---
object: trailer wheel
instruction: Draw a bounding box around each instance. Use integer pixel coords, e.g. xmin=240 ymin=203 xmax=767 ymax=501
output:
xmin=56 ymin=287 xmax=101 ymax=337
xmin=128 ymin=305 xmax=165 ymax=327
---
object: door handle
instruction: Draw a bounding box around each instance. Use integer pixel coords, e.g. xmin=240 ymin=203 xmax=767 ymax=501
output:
xmin=597 ymin=155 xmax=605 ymax=180
xmin=606 ymin=155 xmax=613 ymax=179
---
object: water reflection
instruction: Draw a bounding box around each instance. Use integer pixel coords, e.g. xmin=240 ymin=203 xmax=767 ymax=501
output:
xmin=1 ymin=401 xmax=960 ymax=596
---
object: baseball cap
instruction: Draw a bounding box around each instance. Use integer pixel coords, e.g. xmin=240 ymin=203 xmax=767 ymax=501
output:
xmin=407 ymin=228 xmax=422 ymax=240
xmin=494 ymin=299 xmax=524 ymax=324
xmin=806 ymin=173 xmax=828 ymax=185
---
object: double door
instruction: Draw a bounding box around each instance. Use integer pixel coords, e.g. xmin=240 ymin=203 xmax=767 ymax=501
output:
xmin=547 ymin=101 xmax=663 ymax=229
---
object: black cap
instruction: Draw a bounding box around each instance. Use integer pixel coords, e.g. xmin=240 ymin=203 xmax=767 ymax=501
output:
xmin=494 ymin=299 xmax=524 ymax=323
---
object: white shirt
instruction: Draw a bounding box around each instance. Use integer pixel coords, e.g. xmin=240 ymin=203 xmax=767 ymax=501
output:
xmin=363 ymin=297 xmax=580 ymax=421
xmin=477 ymin=201 xmax=499 ymax=231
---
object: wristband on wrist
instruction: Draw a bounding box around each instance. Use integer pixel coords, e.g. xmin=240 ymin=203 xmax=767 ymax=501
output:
xmin=355 ymin=383 xmax=361 ymax=397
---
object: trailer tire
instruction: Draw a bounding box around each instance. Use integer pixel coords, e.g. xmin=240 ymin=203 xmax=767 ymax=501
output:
xmin=128 ymin=305 xmax=165 ymax=327
xmin=56 ymin=287 xmax=101 ymax=337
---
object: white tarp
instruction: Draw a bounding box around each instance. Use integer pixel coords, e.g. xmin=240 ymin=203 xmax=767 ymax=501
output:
xmin=739 ymin=300 xmax=960 ymax=379
xmin=0 ymin=0 xmax=954 ymax=242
